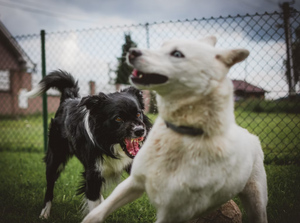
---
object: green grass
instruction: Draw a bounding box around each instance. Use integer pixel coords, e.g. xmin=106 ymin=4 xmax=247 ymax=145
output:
xmin=0 ymin=108 xmax=300 ymax=222
xmin=235 ymin=109 xmax=300 ymax=165
xmin=0 ymin=114 xmax=44 ymax=152
xmin=234 ymin=164 xmax=300 ymax=223
xmin=0 ymin=151 xmax=156 ymax=223
xmin=0 ymin=151 xmax=299 ymax=223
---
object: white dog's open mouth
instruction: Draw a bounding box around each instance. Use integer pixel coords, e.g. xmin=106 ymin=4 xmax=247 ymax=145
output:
xmin=130 ymin=69 xmax=168 ymax=86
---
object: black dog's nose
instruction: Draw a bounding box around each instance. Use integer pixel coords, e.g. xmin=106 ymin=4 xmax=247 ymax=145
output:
xmin=134 ymin=127 xmax=145 ymax=137
xmin=128 ymin=48 xmax=142 ymax=63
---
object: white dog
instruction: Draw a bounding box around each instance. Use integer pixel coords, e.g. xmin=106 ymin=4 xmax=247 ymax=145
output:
xmin=82 ymin=36 xmax=268 ymax=223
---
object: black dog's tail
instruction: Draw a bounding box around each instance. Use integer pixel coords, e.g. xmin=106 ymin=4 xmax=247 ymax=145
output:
xmin=26 ymin=70 xmax=80 ymax=102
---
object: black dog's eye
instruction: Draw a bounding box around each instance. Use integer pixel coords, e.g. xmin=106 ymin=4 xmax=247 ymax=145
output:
xmin=115 ymin=117 xmax=123 ymax=123
xmin=137 ymin=112 xmax=142 ymax=118
xmin=171 ymin=50 xmax=185 ymax=58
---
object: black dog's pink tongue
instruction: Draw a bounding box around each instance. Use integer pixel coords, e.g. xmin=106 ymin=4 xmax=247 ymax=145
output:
xmin=125 ymin=138 xmax=143 ymax=156
xmin=132 ymin=69 xmax=138 ymax=77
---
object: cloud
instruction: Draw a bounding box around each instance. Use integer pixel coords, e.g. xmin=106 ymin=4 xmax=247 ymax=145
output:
xmin=1 ymin=0 xmax=299 ymax=36
xmin=44 ymin=32 xmax=115 ymax=95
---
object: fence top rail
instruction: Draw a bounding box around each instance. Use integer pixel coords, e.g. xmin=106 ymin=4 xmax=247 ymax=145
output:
xmin=13 ymin=10 xmax=299 ymax=39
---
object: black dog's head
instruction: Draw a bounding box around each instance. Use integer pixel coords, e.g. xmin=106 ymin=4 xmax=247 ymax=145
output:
xmin=78 ymin=87 xmax=152 ymax=159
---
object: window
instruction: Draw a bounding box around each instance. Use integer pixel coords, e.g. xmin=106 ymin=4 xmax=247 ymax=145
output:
xmin=19 ymin=88 xmax=28 ymax=109
xmin=0 ymin=70 xmax=10 ymax=91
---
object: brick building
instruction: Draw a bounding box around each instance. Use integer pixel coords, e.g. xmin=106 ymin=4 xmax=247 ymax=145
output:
xmin=0 ymin=20 xmax=60 ymax=116
xmin=232 ymin=79 xmax=267 ymax=101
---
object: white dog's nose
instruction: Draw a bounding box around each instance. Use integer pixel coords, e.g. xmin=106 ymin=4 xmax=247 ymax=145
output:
xmin=128 ymin=48 xmax=142 ymax=63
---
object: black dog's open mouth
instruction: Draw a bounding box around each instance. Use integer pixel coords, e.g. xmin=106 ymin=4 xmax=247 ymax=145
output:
xmin=120 ymin=137 xmax=144 ymax=158
xmin=130 ymin=69 xmax=168 ymax=86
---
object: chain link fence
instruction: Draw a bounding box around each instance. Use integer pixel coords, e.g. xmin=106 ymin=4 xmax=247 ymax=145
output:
xmin=0 ymin=10 xmax=299 ymax=166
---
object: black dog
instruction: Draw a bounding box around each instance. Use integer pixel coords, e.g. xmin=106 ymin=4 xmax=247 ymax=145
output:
xmin=27 ymin=70 xmax=152 ymax=219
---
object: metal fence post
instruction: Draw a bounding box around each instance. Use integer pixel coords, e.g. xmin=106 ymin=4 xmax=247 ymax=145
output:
xmin=145 ymin=23 xmax=150 ymax=49
xmin=281 ymin=2 xmax=296 ymax=99
xmin=41 ymin=30 xmax=48 ymax=152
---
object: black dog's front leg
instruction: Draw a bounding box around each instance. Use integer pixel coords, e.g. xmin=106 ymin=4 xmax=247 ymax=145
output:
xmin=84 ymin=168 xmax=104 ymax=213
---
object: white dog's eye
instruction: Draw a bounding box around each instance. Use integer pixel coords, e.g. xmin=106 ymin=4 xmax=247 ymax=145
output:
xmin=171 ymin=50 xmax=185 ymax=58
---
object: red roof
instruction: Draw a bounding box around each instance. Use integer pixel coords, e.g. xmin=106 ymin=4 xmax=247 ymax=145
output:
xmin=232 ymin=80 xmax=267 ymax=93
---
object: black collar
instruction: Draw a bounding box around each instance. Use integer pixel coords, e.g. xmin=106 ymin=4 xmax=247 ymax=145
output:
xmin=165 ymin=121 xmax=204 ymax=136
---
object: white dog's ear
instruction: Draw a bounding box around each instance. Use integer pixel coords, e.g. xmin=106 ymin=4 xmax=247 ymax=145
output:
xmin=216 ymin=49 xmax=249 ymax=67
xmin=200 ymin=36 xmax=217 ymax=46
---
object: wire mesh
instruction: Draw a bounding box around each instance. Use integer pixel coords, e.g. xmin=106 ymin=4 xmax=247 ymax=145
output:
xmin=0 ymin=11 xmax=299 ymax=165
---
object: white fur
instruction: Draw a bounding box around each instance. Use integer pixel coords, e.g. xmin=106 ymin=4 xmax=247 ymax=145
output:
xmin=24 ymin=82 xmax=45 ymax=98
xmin=87 ymin=196 xmax=104 ymax=212
xmin=39 ymin=201 xmax=52 ymax=219
xmin=84 ymin=110 xmax=95 ymax=145
xmin=97 ymin=144 xmax=133 ymax=183
xmin=82 ymin=37 xmax=268 ymax=223
xmin=81 ymin=196 xmax=105 ymax=215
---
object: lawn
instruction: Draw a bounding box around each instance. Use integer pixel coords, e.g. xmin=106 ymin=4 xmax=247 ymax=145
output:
xmin=235 ymin=109 xmax=300 ymax=165
xmin=0 ymin=110 xmax=299 ymax=223
xmin=0 ymin=152 xmax=299 ymax=223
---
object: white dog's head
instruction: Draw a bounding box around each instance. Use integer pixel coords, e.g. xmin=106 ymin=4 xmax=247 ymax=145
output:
xmin=127 ymin=36 xmax=249 ymax=96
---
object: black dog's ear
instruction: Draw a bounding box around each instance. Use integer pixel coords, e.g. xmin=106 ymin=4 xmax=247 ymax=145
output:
xmin=78 ymin=93 xmax=108 ymax=109
xmin=121 ymin=87 xmax=145 ymax=110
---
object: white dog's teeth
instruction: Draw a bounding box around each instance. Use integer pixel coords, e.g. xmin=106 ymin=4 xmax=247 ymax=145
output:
xmin=139 ymin=74 xmax=143 ymax=78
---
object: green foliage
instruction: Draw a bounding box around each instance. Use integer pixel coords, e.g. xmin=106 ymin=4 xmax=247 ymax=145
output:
xmin=148 ymin=91 xmax=158 ymax=114
xmin=115 ymin=34 xmax=137 ymax=85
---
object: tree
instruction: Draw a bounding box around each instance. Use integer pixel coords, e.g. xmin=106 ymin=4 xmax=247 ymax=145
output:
xmin=115 ymin=33 xmax=137 ymax=85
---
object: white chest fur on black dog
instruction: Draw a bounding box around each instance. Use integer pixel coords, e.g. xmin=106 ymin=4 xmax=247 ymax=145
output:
xmin=82 ymin=36 xmax=268 ymax=223
xmin=97 ymin=144 xmax=133 ymax=181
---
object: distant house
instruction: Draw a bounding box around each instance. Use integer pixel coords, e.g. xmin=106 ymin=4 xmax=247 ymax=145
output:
xmin=232 ymin=80 xmax=267 ymax=101
xmin=0 ymin=20 xmax=60 ymax=116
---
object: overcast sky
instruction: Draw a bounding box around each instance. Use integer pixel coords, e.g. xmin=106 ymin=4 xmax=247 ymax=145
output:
xmin=0 ymin=0 xmax=299 ymax=36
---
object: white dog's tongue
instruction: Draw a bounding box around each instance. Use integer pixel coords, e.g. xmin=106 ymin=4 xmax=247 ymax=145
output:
xmin=132 ymin=69 xmax=138 ymax=77
xmin=125 ymin=138 xmax=143 ymax=156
